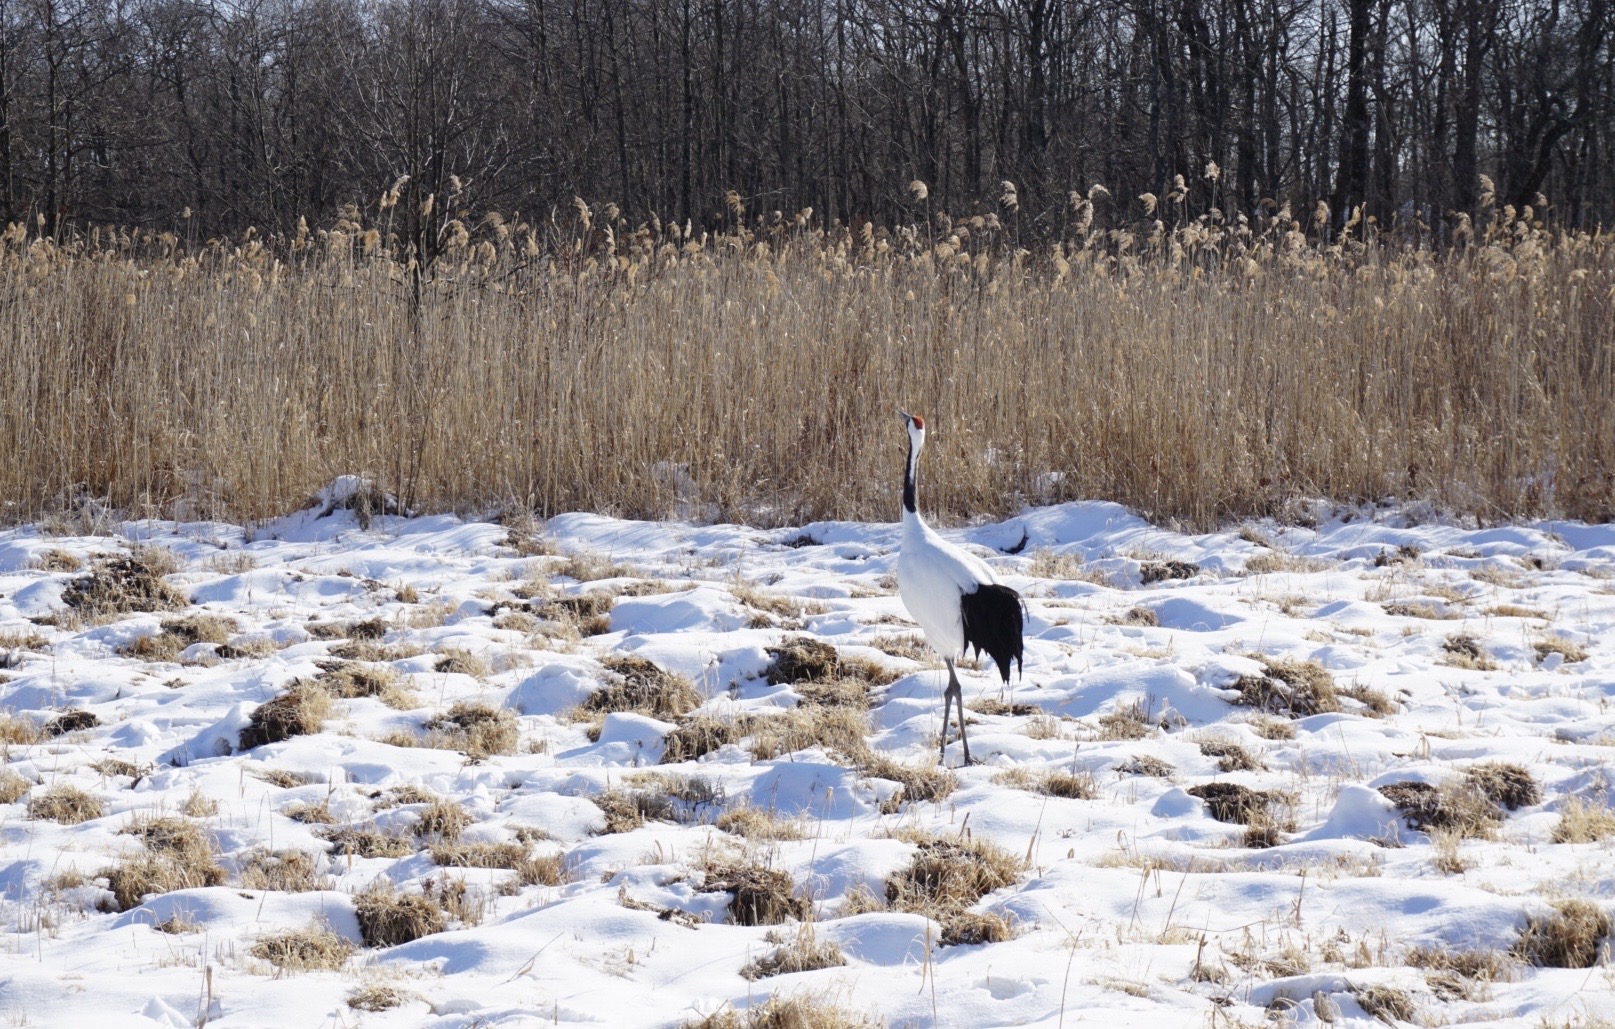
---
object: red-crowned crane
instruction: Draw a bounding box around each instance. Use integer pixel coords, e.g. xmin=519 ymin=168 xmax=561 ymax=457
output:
xmin=895 ymin=411 xmax=1024 ymax=765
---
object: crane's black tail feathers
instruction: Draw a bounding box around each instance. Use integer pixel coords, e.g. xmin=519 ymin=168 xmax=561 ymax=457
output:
xmin=960 ymin=583 xmax=1025 ymax=683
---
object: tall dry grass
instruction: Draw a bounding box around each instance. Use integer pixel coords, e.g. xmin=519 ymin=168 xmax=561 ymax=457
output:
xmin=1 ymin=200 xmax=1611 ymax=530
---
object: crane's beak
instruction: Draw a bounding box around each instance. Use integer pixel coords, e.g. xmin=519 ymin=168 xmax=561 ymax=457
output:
xmin=897 ymin=409 xmax=912 ymax=426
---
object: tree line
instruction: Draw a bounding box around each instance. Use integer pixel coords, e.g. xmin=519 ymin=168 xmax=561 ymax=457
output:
xmin=1 ymin=0 xmax=1610 ymax=247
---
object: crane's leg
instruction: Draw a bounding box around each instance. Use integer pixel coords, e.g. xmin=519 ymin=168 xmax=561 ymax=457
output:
xmin=945 ymin=659 xmax=971 ymax=765
xmin=939 ymin=661 xmax=955 ymax=762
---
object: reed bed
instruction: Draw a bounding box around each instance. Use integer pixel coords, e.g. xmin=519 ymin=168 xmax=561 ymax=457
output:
xmin=1 ymin=199 xmax=1611 ymax=530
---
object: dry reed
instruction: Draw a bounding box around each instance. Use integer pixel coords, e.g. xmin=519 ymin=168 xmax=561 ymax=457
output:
xmin=1 ymin=203 xmax=1610 ymax=531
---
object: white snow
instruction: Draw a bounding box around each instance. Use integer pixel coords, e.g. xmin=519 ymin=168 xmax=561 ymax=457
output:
xmin=0 ymin=495 xmax=1612 ymax=1027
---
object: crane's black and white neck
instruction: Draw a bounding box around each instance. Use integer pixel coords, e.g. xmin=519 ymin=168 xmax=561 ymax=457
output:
xmin=895 ymin=411 xmax=1024 ymax=766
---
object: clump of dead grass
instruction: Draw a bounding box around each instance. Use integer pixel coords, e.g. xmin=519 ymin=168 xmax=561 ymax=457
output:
xmin=0 ymin=713 xmax=43 ymax=745
xmin=239 ymin=683 xmax=332 ymax=750
xmin=740 ymin=924 xmax=846 ymax=980
xmin=766 ymin=637 xmax=840 ymax=684
xmin=28 ymin=784 xmax=103 ymax=824
xmin=748 ymin=706 xmax=870 ymax=762
xmin=1441 ymin=632 xmax=1497 ymax=670
xmin=1378 ymin=780 xmax=1503 ymax=839
xmin=1511 ymin=899 xmax=1612 ymax=968
xmin=1534 ymin=634 xmax=1589 ymax=664
xmin=119 ymin=614 xmax=237 ymax=662
xmin=703 ymin=861 xmax=808 ymax=926
xmin=1551 ymin=796 xmax=1615 ymax=843
xmin=992 ymin=766 xmax=1098 ymax=799
xmin=1383 ymin=600 xmax=1461 ymax=620
xmin=416 ymin=701 xmax=519 ymax=757
xmin=584 ymin=656 xmax=702 ymax=722
xmin=716 ymin=806 xmax=808 ymax=842
xmin=316 ymin=824 xmax=415 ymax=858
xmin=1140 ymin=560 xmax=1199 ymax=584
xmin=885 ymin=828 xmax=1022 ymax=945
xmin=1338 ymin=682 xmax=1397 ymax=717
xmin=328 ymin=639 xmax=424 ymax=662
xmin=1230 ymin=656 xmax=1339 ymax=717
xmin=1187 ymin=783 xmax=1284 ymax=826
xmin=1463 ymin=762 xmax=1540 ymax=811
xmin=313 ymin=661 xmax=414 ymax=708
xmin=1197 ymin=736 xmax=1264 ymax=772
xmin=662 ymin=712 xmax=756 ymax=763
xmin=354 ymin=882 xmax=447 ymax=947
xmin=61 ymin=552 xmax=188 ymax=620
xmin=0 ymin=770 xmax=32 ymax=803
xmin=43 ymin=709 xmax=98 ymax=736
xmin=864 ymin=755 xmax=958 ymax=808
xmin=251 ymin=919 xmax=354 ymax=971
xmin=239 ymin=849 xmax=331 ymax=892
xmin=1114 ymin=754 xmax=1174 ymax=778
xmin=347 ymin=984 xmax=414 ymax=1012
xmin=1096 ymin=699 xmax=1155 ymax=740
xmin=1405 ymin=944 xmax=1514 ymax=984
xmin=105 ymin=816 xmax=227 ymax=910
xmin=1352 ymin=984 xmax=1416 ymax=1023
xmin=414 ymin=797 xmax=474 ymax=840
xmin=434 ymin=647 xmax=491 ymax=678
xmin=683 ymin=995 xmax=879 ymax=1029
xmin=1109 ymin=606 xmax=1159 ymax=627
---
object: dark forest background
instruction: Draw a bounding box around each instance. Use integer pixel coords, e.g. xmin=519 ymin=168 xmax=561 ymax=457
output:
xmin=1 ymin=0 xmax=1610 ymax=243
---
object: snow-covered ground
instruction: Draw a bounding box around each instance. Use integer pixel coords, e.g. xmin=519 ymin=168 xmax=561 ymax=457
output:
xmin=1 ymin=487 xmax=1613 ymax=1028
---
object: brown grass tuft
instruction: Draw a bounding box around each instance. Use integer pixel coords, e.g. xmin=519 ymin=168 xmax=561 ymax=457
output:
xmin=740 ymin=924 xmax=846 ymax=980
xmin=239 ymin=849 xmax=330 ymax=892
xmin=354 ymin=882 xmax=447 ymax=948
xmin=1441 ymin=632 xmax=1497 ymax=670
xmin=585 ymin=656 xmax=702 ymax=721
xmin=766 ymin=637 xmax=840 ymax=684
xmin=239 ymin=683 xmax=331 ymax=750
xmin=1231 ymin=656 xmax=1339 ymax=717
xmin=316 ymin=824 xmax=415 ymax=859
xmin=61 ymin=553 xmax=188 ymax=619
xmin=864 ymin=756 xmax=958 ymax=808
xmin=1534 ymin=634 xmax=1589 ymax=664
xmin=1187 ymin=783 xmax=1281 ymax=826
xmin=28 ymin=784 xmax=103 ymax=824
xmin=1352 ymin=984 xmax=1416 ymax=1023
xmin=347 ymin=984 xmax=413 ymax=1012
xmin=1114 ymin=754 xmax=1174 ymax=778
xmin=885 ymin=828 xmax=1022 ymax=946
xmin=716 ymin=806 xmax=808 ymax=842
xmin=414 ymin=798 xmax=473 ymax=840
xmin=0 ymin=770 xmax=32 ymax=804
xmin=1512 ymin=899 xmax=1612 ymax=968
xmin=418 ymin=701 xmax=519 ymax=757
xmin=251 ymin=919 xmax=354 ymax=971
xmin=662 ymin=712 xmax=755 ymax=763
xmin=1197 ymin=736 xmax=1264 ymax=773
xmin=434 ymin=647 xmax=492 ymax=678
xmin=682 ymin=994 xmax=879 ymax=1029
xmin=119 ymin=614 xmax=237 ymax=662
xmin=105 ymin=816 xmax=227 ymax=910
xmin=1378 ymin=780 xmax=1502 ymax=839
xmin=1405 ymin=945 xmax=1514 ymax=984
xmin=704 ymin=862 xmax=808 ymax=926
xmin=0 ymin=713 xmax=43 ymax=745
xmin=748 ymin=706 xmax=870 ymax=762
xmin=1463 ymin=762 xmax=1540 ymax=810
xmin=1551 ymin=796 xmax=1615 ymax=844
xmin=313 ymin=661 xmax=401 ymax=699
xmin=43 ymin=709 xmax=99 ymax=736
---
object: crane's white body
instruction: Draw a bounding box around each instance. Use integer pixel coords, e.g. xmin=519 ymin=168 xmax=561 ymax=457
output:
xmin=897 ymin=508 xmax=999 ymax=661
